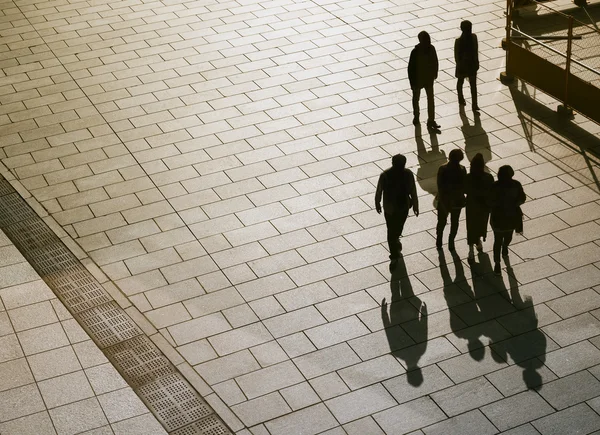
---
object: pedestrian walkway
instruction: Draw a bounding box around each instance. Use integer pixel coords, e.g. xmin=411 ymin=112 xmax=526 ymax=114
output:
xmin=0 ymin=229 xmax=167 ymax=435
xmin=1 ymin=0 xmax=600 ymax=433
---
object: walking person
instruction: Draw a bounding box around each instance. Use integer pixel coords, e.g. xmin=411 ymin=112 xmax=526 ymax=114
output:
xmin=455 ymin=20 xmax=480 ymax=111
xmin=375 ymin=154 xmax=419 ymax=268
xmin=408 ymin=31 xmax=440 ymax=130
xmin=465 ymin=153 xmax=494 ymax=261
xmin=489 ymin=165 xmax=526 ymax=275
xmin=436 ymin=149 xmax=467 ymax=251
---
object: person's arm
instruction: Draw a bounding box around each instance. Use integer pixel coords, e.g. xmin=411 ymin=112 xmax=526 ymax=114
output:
xmin=408 ymin=49 xmax=416 ymax=89
xmin=375 ymin=174 xmax=384 ymax=214
xmin=516 ymin=181 xmax=526 ymax=205
xmin=473 ymin=34 xmax=479 ymax=72
xmin=409 ymin=171 xmax=419 ymax=216
xmin=454 ymin=38 xmax=459 ymax=65
xmin=433 ymin=46 xmax=439 ymax=81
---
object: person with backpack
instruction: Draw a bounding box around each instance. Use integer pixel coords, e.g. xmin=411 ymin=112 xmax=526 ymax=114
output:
xmin=436 ymin=149 xmax=467 ymax=251
xmin=454 ymin=20 xmax=480 ymax=111
xmin=375 ymin=154 xmax=420 ymax=267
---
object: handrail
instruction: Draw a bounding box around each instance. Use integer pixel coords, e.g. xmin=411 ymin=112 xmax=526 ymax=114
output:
xmin=510 ymin=27 xmax=600 ymax=76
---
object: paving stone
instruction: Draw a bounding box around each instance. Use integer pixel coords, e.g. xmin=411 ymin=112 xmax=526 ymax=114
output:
xmin=538 ymin=370 xmax=600 ymax=410
xmin=294 ymin=343 xmax=361 ymax=379
xmin=338 ymin=354 xmax=405 ymax=390
xmin=326 ymin=383 xmax=397 ymax=425
xmin=279 ymin=382 xmax=321 ymax=411
xmin=546 ymin=289 xmax=600 ymax=319
xmin=343 ymin=416 xmax=385 ymax=435
xmin=276 ymin=281 xmax=337 ymax=312
xmin=551 ymin=243 xmax=600 ymax=270
xmin=231 ymin=392 xmax=291 ymax=427
xmin=544 ymin=340 xmax=600 ymax=377
xmin=383 ymin=364 xmax=454 ymax=405
xmin=305 ymin=315 xmax=369 ymax=349
xmin=543 ymin=313 xmax=600 ymax=346
xmin=265 ymin=403 xmax=338 ymax=435
xmin=431 ymin=376 xmax=503 ymax=417
xmin=423 ymin=409 xmax=498 ymax=435
xmin=533 ymin=403 xmax=600 ymax=435
xmin=481 ymin=391 xmax=553 ymax=432
xmin=373 ymin=396 xmax=446 ymax=435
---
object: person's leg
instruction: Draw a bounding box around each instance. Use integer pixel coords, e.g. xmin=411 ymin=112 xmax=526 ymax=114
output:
xmin=385 ymin=212 xmax=401 ymax=259
xmin=493 ymin=231 xmax=503 ymax=265
xmin=457 ymin=77 xmax=465 ymax=105
xmin=469 ymin=75 xmax=479 ymax=110
xmin=448 ymin=208 xmax=461 ymax=251
xmin=436 ymin=205 xmax=449 ymax=248
xmin=425 ymin=84 xmax=436 ymax=125
xmin=412 ymin=88 xmax=421 ymax=124
xmin=502 ymin=230 xmax=513 ymax=257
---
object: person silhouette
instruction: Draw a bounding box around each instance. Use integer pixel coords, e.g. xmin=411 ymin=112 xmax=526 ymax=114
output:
xmin=489 ymin=165 xmax=526 ymax=275
xmin=436 ymin=149 xmax=467 ymax=251
xmin=381 ymin=256 xmax=428 ymax=386
xmin=465 ymin=153 xmax=494 ymax=261
xmin=408 ymin=31 xmax=440 ymax=130
xmin=454 ymin=20 xmax=480 ymax=111
xmin=375 ymin=154 xmax=419 ymax=270
xmin=460 ymin=106 xmax=491 ymax=165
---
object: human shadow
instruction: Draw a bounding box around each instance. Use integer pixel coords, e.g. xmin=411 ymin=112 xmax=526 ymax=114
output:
xmin=381 ymin=255 xmax=428 ymax=386
xmin=415 ymin=124 xmax=446 ymax=199
xmin=459 ymin=106 xmax=491 ymax=164
xmin=439 ymin=250 xmax=485 ymax=361
xmin=492 ymin=256 xmax=547 ymax=390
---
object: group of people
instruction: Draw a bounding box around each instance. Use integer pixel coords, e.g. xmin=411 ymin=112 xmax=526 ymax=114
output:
xmin=408 ymin=20 xmax=480 ymax=129
xmin=375 ymin=150 xmax=526 ymax=275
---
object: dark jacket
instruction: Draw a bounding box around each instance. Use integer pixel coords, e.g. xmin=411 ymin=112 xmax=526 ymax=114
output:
xmin=408 ymin=44 xmax=439 ymax=90
xmin=454 ymin=34 xmax=479 ymax=78
xmin=490 ymin=179 xmax=526 ymax=231
xmin=375 ymin=167 xmax=418 ymax=215
xmin=437 ymin=162 xmax=467 ymax=210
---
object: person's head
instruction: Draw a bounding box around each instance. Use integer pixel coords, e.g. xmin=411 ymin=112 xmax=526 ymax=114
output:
xmin=460 ymin=20 xmax=472 ymax=35
xmin=497 ymin=165 xmax=515 ymax=182
xmin=392 ymin=154 xmax=407 ymax=170
xmin=470 ymin=152 xmax=485 ymax=174
xmin=448 ymin=148 xmax=464 ymax=164
xmin=418 ymin=31 xmax=431 ymax=46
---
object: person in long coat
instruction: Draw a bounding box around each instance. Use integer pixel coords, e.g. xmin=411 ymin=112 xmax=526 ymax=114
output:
xmin=464 ymin=153 xmax=494 ymax=261
xmin=436 ymin=148 xmax=467 ymax=251
xmin=408 ymin=31 xmax=440 ymax=129
xmin=454 ymin=20 xmax=480 ymax=111
xmin=489 ymin=165 xmax=526 ymax=275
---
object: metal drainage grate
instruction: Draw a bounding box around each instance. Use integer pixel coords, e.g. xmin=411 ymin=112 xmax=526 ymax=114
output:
xmin=0 ymin=173 xmax=232 ymax=434
xmin=138 ymin=373 xmax=214 ymax=432
xmin=104 ymin=335 xmax=177 ymax=388
xmin=172 ymin=416 xmax=231 ymax=435
xmin=76 ymin=301 xmax=143 ymax=349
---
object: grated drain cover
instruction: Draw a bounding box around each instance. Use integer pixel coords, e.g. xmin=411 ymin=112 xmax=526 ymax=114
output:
xmin=23 ymin=242 xmax=81 ymax=276
xmin=104 ymin=335 xmax=176 ymax=388
xmin=44 ymin=268 xmax=112 ymax=313
xmin=4 ymin=217 xmax=58 ymax=252
xmin=0 ymin=177 xmax=15 ymax=196
xmin=138 ymin=373 xmax=213 ymax=432
xmin=0 ymin=193 xmax=38 ymax=226
xmin=171 ymin=415 xmax=231 ymax=435
xmin=76 ymin=301 xmax=143 ymax=348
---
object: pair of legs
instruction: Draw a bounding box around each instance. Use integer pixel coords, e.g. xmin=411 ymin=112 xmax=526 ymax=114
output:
xmin=436 ymin=206 xmax=461 ymax=250
xmin=412 ymin=84 xmax=436 ymax=126
xmin=493 ymin=230 xmax=513 ymax=273
xmin=385 ymin=208 xmax=409 ymax=259
xmin=457 ymin=75 xmax=478 ymax=109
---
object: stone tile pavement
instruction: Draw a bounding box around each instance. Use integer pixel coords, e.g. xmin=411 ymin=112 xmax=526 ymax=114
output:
xmin=0 ymin=229 xmax=167 ymax=435
xmin=1 ymin=0 xmax=600 ymax=432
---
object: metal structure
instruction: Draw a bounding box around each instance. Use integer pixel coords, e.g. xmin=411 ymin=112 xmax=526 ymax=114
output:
xmin=502 ymin=0 xmax=600 ymax=123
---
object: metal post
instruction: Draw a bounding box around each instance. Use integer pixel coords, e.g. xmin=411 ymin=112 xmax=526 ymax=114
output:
xmin=501 ymin=0 xmax=515 ymax=84
xmin=558 ymin=16 xmax=574 ymax=117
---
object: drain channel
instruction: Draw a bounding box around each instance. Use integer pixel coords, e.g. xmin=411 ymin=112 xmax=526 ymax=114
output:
xmin=0 ymin=174 xmax=231 ymax=435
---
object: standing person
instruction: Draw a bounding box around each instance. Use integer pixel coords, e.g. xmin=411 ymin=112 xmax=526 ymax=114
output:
xmin=408 ymin=31 xmax=440 ymax=130
xmin=375 ymin=154 xmax=420 ymax=267
xmin=436 ymin=149 xmax=467 ymax=251
xmin=464 ymin=153 xmax=494 ymax=261
xmin=489 ymin=165 xmax=526 ymax=275
xmin=454 ymin=20 xmax=480 ymax=111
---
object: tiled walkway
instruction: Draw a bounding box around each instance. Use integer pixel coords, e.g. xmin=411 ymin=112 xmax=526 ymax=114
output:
xmin=0 ymin=229 xmax=167 ymax=435
xmin=1 ymin=0 xmax=600 ymax=433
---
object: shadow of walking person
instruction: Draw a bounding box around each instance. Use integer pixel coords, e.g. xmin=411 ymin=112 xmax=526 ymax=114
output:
xmin=415 ymin=124 xmax=446 ymax=201
xmin=439 ymin=249 xmax=485 ymax=361
xmin=381 ymin=256 xmax=427 ymax=386
xmin=503 ymin=257 xmax=547 ymax=390
xmin=459 ymin=106 xmax=491 ymax=165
